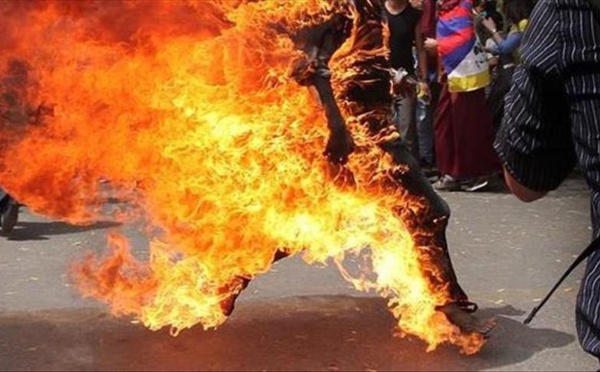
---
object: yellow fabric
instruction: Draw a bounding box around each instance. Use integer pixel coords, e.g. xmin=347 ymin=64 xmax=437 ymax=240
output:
xmin=448 ymin=69 xmax=490 ymax=93
xmin=509 ymin=18 xmax=529 ymax=64
xmin=510 ymin=19 xmax=529 ymax=34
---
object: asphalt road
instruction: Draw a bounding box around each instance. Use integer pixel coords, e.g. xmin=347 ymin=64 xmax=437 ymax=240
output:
xmin=0 ymin=176 xmax=597 ymax=371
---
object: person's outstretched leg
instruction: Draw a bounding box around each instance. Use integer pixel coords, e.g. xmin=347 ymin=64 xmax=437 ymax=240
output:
xmin=219 ymin=249 xmax=290 ymax=316
xmin=381 ymin=138 xmax=495 ymax=336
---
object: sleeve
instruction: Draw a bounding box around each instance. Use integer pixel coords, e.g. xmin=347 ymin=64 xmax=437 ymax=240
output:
xmin=289 ymin=14 xmax=351 ymax=85
xmin=494 ymin=3 xmax=577 ymax=192
xmin=489 ymin=32 xmax=523 ymax=55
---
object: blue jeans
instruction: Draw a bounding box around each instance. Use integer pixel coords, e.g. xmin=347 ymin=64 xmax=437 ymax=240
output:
xmin=416 ymin=98 xmax=434 ymax=165
xmin=415 ymin=81 xmax=441 ymax=166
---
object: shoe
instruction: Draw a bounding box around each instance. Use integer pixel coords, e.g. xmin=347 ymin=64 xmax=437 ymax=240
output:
xmin=1 ymin=198 xmax=19 ymax=236
xmin=461 ymin=177 xmax=490 ymax=192
xmin=436 ymin=302 xmax=496 ymax=337
xmin=433 ymin=175 xmax=461 ymax=191
xmin=420 ymin=162 xmax=440 ymax=179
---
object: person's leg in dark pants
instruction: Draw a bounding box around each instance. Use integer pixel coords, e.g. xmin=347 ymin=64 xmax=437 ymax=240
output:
xmin=0 ymin=187 xmax=18 ymax=236
xmin=381 ymin=138 xmax=466 ymax=300
xmin=380 ymin=138 xmax=495 ymax=334
xmin=393 ymin=93 xmax=419 ymax=160
xmin=220 ymin=249 xmax=290 ymax=316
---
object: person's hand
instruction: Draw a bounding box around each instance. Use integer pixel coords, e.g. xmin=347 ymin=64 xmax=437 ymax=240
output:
xmin=418 ymin=81 xmax=431 ymax=99
xmin=424 ymin=38 xmax=438 ymax=53
xmin=324 ymin=128 xmax=355 ymax=165
xmin=482 ymin=17 xmax=497 ymax=33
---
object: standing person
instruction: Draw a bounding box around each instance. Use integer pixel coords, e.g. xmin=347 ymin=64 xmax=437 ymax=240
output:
xmin=412 ymin=0 xmax=440 ymax=175
xmin=384 ymin=0 xmax=430 ymax=161
xmin=482 ymin=0 xmax=534 ymax=133
xmin=473 ymin=1 xmax=502 ymax=48
xmin=223 ymin=0 xmax=496 ymax=337
xmin=0 ymin=190 xmax=18 ymax=236
xmin=495 ymin=0 xmax=600 ymax=361
xmin=426 ymin=0 xmax=500 ymax=192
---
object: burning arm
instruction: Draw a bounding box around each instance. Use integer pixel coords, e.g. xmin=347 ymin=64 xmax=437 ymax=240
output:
xmin=290 ymin=20 xmax=355 ymax=165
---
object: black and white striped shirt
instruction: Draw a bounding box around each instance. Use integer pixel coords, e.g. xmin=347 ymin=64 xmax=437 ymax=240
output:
xmin=495 ymin=0 xmax=600 ymax=231
xmin=495 ymin=0 xmax=600 ymax=358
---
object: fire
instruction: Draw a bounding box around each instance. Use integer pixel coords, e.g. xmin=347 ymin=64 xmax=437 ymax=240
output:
xmin=0 ymin=0 xmax=484 ymax=354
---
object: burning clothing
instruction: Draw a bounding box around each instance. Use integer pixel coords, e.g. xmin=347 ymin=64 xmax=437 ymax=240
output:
xmin=292 ymin=0 xmax=468 ymax=303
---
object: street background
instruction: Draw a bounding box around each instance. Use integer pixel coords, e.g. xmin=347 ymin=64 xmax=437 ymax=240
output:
xmin=0 ymin=175 xmax=596 ymax=371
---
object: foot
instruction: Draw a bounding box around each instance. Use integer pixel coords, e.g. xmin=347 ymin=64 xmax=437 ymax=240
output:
xmin=219 ymin=277 xmax=250 ymax=316
xmin=461 ymin=177 xmax=490 ymax=192
xmin=433 ymin=175 xmax=461 ymax=191
xmin=0 ymin=198 xmax=19 ymax=236
xmin=419 ymin=161 xmax=439 ymax=179
xmin=437 ymin=302 xmax=496 ymax=337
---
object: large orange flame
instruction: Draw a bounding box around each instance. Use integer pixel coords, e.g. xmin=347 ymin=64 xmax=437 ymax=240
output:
xmin=0 ymin=0 xmax=483 ymax=354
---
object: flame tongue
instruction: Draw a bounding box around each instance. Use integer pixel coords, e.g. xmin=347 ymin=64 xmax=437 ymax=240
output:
xmin=0 ymin=0 xmax=484 ymax=354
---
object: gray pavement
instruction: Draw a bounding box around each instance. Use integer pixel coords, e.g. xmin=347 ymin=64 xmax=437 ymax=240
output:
xmin=0 ymin=175 xmax=597 ymax=371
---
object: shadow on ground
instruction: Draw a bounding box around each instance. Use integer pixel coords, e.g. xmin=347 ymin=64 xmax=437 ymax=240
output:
xmin=5 ymin=220 xmax=122 ymax=241
xmin=0 ymin=296 xmax=574 ymax=371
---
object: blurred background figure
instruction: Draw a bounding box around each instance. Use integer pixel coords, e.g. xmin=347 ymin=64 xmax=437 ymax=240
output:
xmin=411 ymin=0 xmax=440 ymax=178
xmin=0 ymin=59 xmax=50 ymax=238
xmin=482 ymin=0 xmax=534 ymax=133
xmin=384 ymin=0 xmax=430 ymax=163
xmin=426 ymin=0 xmax=500 ymax=192
xmin=0 ymin=190 xmax=18 ymax=236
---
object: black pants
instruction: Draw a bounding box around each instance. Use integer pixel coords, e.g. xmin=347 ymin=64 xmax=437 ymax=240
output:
xmin=0 ymin=188 xmax=10 ymax=212
xmin=487 ymin=66 xmax=515 ymax=135
xmin=380 ymin=138 xmax=468 ymax=302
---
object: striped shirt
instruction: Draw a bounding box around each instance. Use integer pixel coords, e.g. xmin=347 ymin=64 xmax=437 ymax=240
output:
xmin=495 ymin=0 xmax=600 ymax=358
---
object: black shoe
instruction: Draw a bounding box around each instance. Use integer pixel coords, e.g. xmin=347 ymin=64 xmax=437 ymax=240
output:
xmin=1 ymin=198 xmax=19 ymax=236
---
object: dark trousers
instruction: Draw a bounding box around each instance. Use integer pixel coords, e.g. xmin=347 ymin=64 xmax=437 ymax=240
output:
xmin=380 ymin=138 xmax=468 ymax=302
xmin=0 ymin=188 xmax=10 ymax=212
xmin=577 ymin=247 xmax=600 ymax=358
xmin=487 ymin=66 xmax=515 ymax=134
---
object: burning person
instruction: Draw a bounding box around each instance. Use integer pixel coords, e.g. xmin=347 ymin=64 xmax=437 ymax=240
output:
xmin=0 ymin=0 xmax=493 ymax=352
xmin=0 ymin=57 xmax=56 ymax=237
xmin=221 ymin=0 xmax=495 ymax=337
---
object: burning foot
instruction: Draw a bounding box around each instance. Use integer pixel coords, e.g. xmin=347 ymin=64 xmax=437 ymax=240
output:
xmin=219 ymin=277 xmax=251 ymax=317
xmin=437 ymin=302 xmax=497 ymax=337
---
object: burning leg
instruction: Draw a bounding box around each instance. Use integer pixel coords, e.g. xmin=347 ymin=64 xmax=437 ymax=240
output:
xmin=219 ymin=249 xmax=291 ymax=316
xmin=289 ymin=0 xmax=493 ymax=340
xmin=382 ymin=138 xmax=496 ymax=336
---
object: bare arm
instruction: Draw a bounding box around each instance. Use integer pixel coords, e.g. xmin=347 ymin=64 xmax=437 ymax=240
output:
xmin=415 ymin=24 xmax=428 ymax=82
xmin=502 ymin=168 xmax=547 ymax=202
